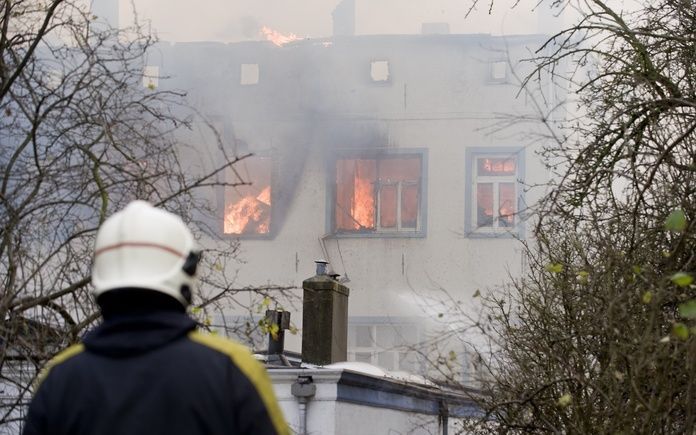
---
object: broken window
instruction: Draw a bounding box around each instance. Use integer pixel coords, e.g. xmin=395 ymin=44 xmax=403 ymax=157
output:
xmin=370 ymin=60 xmax=390 ymax=82
xmin=223 ymin=155 xmax=272 ymax=235
xmin=334 ymin=153 xmax=423 ymax=234
xmin=240 ymin=63 xmax=259 ymax=85
xmin=472 ymin=154 xmax=518 ymax=229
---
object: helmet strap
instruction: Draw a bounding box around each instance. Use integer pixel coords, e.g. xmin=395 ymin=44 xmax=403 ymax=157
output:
xmin=182 ymin=251 xmax=201 ymax=276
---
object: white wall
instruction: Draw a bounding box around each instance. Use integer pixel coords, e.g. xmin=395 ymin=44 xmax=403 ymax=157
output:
xmin=163 ymin=34 xmax=556 ymax=372
xmin=271 ymin=368 xmax=473 ymax=435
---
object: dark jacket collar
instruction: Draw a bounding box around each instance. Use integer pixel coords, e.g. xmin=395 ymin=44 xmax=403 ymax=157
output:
xmin=83 ymin=311 xmax=197 ymax=357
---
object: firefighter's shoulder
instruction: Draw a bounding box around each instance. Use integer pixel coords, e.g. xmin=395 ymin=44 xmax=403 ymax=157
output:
xmin=34 ymin=343 xmax=85 ymax=390
xmin=187 ymin=330 xmax=289 ymax=435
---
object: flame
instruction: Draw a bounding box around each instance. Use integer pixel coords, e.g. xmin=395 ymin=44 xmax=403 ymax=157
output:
xmin=256 ymin=186 xmax=271 ymax=205
xmin=260 ymin=26 xmax=300 ymax=46
xmin=351 ymin=174 xmax=374 ymax=229
xmin=482 ymin=158 xmax=515 ymax=174
xmin=224 ymin=186 xmax=271 ymax=234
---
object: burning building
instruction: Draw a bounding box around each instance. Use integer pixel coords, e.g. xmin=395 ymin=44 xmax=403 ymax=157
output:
xmin=149 ymin=30 xmax=556 ymax=379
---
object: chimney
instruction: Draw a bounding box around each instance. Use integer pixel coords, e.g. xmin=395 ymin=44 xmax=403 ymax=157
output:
xmin=301 ymin=260 xmax=349 ymax=365
xmin=332 ymin=0 xmax=355 ymax=36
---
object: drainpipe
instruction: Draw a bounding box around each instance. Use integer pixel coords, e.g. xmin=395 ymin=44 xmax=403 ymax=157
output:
xmin=291 ymin=376 xmax=316 ymax=435
xmin=439 ymin=400 xmax=449 ymax=435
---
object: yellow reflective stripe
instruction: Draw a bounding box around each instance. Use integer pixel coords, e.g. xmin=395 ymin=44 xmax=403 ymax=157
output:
xmin=188 ymin=331 xmax=289 ymax=435
xmin=34 ymin=343 xmax=85 ymax=391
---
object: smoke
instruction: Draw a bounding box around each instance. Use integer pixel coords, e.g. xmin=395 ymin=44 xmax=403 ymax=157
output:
xmin=114 ymin=0 xmax=571 ymax=366
xmin=123 ymin=0 xmax=564 ymax=43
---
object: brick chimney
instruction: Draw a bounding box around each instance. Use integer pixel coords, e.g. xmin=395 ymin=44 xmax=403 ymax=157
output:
xmin=301 ymin=261 xmax=349 ymax=365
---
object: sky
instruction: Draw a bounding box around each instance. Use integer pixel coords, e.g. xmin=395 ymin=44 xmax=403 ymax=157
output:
xmin=118 ymin=0 xmax=568 ymax=43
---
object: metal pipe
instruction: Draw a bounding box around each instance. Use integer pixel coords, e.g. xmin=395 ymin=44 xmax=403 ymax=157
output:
xmin=265 ymin=310 xmax=291 ymax=365
xmin=439 ymin=400 xmax=449 ymax=435
xmin=291 ymin=376 xmax=316 ymax=435
xmin=297 ymin=398 xmax=308 ymax=435
xmin=315 ymin=259 xmax=329 ymax=275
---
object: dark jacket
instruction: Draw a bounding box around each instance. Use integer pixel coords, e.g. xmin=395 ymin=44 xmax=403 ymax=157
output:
xmin=23 ymin=311 xmax=289 ymax=435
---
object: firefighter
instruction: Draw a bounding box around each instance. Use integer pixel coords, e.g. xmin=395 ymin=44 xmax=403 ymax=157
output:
xmin=23 ymin=201 xmax=289 ymax=435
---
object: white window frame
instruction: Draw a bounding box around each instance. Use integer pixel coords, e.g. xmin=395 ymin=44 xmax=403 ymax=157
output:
xmin=473 ymin=157 xmax=516 ymax=228
xmin=347 ymin=319 xmax=423 ymax=373
xmin=376 ymin=179 xmax=420 ymax=232
xmin=142 ymin=65 xmax=159 ymax=89
xmin=370 ymin=59 xmax=391 ymax=83
xmin=488 ymin=60 xmax=508 ymax=83
xmin=465 ymin=147 xmax=525 ymax=238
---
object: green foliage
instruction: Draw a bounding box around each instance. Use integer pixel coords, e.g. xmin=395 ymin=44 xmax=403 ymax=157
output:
xmin=576 ymin=270 xmax=589 ymax=283
xmin=665 ymin=209 xmax=687 ymax=232
xmin=671 ymin=272 xmax=694 ymax=287
xmin=678 ymin=300 xmax=696 ymax=319
xmin=544 ymin=263 xmax=563 ymax=273
xmin=672 ymin=323 xmax=690 ymax=341
xmin=556 ymin=393 xmax=572 ymax=408
xmin=258 ymin=316 xmax=281 ymax=340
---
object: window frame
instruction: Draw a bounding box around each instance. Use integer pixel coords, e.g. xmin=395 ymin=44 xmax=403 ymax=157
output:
xmin=487 ymin=59 xmax=509 ymax=84
xmin=464 ymin=147 xmax=525 ymax=238
xmin=369 ymin=59 xmax=392 ymax=85
xmin=142 ymin=65 xmax=159 ymax=89
xmin=327 ymin=148 xmax=428 ymax=238
xmin=348 ymin=317 xmax=424 ymax=373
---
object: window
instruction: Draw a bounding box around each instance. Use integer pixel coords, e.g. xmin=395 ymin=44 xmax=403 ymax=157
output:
xmin=1 ymin=362 xmax=33 ymax=432
xmin=465 ymin=148 xmax=524 ymax=236
xmin=489 ymin=60 xmax=507 ymax=83
xmin=142 ymin=66 xmax=159 ymax=89
xmin=370 ymin=60 xmax=390 ymax=82
xmin=240 ymin=63 xmax=259 ymax=85
xmin=223 ymin=155 xmax=272 ymax=236
xmin=348 ymin=321 xmax=423 ymax=373
xmin=332 ymin=151 xmax=426 ymax=237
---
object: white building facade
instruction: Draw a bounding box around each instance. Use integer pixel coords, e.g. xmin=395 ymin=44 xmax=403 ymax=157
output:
xmin=150 ymin=33 xmax=554 ymax=379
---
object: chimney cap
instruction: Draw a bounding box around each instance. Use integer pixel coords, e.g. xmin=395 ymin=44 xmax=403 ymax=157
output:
xmin=314 ymin=259 xmax=329 ymax=275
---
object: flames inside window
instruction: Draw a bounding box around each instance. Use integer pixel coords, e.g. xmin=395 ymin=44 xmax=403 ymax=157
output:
xmin=224 ymin=156 xmax=272 ymax=235
xmin=475 ymin=157 xmax=517 ymax=228
xmin=335 ymin=156 xmax=421 ymax=232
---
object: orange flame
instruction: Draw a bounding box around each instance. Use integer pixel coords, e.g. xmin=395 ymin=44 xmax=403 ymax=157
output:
xmin=224 ymin=186 xmax=271 ymax=235
xmin=256 ymin=186 xmax=271 ymax=205
xmin=260 ymin=26 xmax=300 ymax=46
xmin=352 ymin=175 xmax=374 ymax=229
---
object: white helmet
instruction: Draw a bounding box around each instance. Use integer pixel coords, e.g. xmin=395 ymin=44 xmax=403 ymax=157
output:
xmin=91 ymin=201 xmax=200 ymax=306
